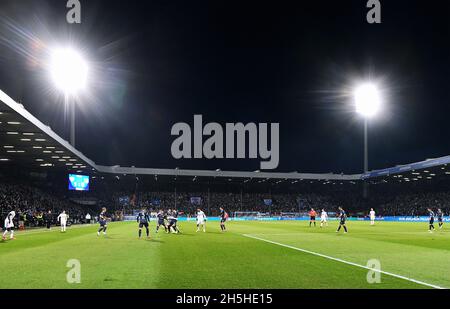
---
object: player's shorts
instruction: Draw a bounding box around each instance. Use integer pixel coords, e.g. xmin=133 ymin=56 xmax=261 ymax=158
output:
xmin=320 ymin=217 xmax=327 ymax=222
xmin=197 ymin=219 xmax=205 ymax=225
xmin=370 ymin=216 xmax=375 ymax=221
xmin=430 ymin=218 xmax=435 ymax=225
xmin=99 ymin=220 xmax=107 ymax=227
xmin=220 ymin=218 xmax=227 ymax=223
xmin=169 ymin=219 xmax=177 ymax=225
xmin=139 ymin=222 xmax=149 ymax=228
xmin=310 ymin=216 xmax=316 ymax=221
xmin=158 ymin=219 xmax=165 ymax=225
xmin=438 ymin=217 xmax=443 ymax=223
xmin=340 ymin=219 xmax=346 ymax=225
xmin=6 ymin=227 xmax=14 ymax=231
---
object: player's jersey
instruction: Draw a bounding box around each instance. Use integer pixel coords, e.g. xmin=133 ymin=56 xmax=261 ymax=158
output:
xmin=172 ymin=210 xmax=179 ymax=221
xmin=320 ymin=211 xmax=328 ymax=219
xmin=370 ymin=210 xmax=375 ymax=218
xmin=220 ymin=209 xmax=228 ymax=218
xmin=157 ymin=212 xmax=165 ymax=222
xmin=44 ymin=212 xmax=52 ymax=221
xmin=437 ymin=210 xmax=443 ymax=219
xmin=99 ymin=212 xmax=107 ymax=224
xmin=309 ymin=210 xmax=317 ymax=217
xmin=429 ymin=211 xmax=435 ymax=220
xmin=4 ymin=211 xmax=15 ymax=228
xmin=137 ymin=212 xmax=150 ymax=223
xmin=166 ymin=210 xmax=173 ymax=220
xmin=197 ymin=211 xmax=206 ymax=221
xmin=57 ymin=213 xmax=68 ymax=223
xmin=339 ymin=210 xmax=347 ymax=222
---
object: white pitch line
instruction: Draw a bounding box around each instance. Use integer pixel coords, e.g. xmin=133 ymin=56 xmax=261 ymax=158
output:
xmin=242 ymin=234 xmax=445 ymax=290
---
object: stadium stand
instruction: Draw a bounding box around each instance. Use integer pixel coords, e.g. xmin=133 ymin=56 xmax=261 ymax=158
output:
xmin=1 ymin=88 xmax=450 ymax=223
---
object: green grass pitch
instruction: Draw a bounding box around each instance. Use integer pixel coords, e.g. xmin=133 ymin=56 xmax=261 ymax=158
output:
xmin=1 ymin=220 xmax=449 ymax=289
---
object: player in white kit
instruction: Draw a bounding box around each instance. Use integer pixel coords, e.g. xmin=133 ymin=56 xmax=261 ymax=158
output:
xmin=57 ymin=211 xmax=69 ymax=232
xmin=2 ymin=211 xmax=16 ymax=240
xmin=320 ymin=209 xmax=328 ymax=228
xmin=369 ymin=208 xmax=376 ymax=226
xmin=196 ymin=208 xmax=207 ymax=232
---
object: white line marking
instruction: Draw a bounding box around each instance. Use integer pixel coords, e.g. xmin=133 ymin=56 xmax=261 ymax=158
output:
xmin=242 ymin=233 xmax=445 ymax=289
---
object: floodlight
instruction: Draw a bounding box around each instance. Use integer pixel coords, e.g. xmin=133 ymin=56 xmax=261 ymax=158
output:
xmin=50 ymin=48 xmax=88 ymax=94
xmin=354 ymin=83 xmax=381 ymax=118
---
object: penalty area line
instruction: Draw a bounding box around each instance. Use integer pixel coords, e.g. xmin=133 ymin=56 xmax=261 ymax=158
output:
xmin=242 ymin=233 xmax=445 ymax=290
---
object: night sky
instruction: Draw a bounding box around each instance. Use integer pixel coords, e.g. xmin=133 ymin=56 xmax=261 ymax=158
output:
xmin=0 ymin=0 xmax=449 ymax=174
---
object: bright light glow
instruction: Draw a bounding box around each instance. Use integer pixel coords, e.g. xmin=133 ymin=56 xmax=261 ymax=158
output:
xmin=50 ymin=48 xmax=88 ymax=94
xmin=354 ymin=83 xmax=381 ymax=118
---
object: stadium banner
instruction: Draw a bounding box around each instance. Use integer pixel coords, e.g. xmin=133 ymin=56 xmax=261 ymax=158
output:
xmin=123 ymin=215 xmax=450 ymax=222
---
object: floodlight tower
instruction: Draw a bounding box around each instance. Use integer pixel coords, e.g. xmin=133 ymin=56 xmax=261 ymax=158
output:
xmin=354 ymin=83 xmax=381 ymax=197
xmin=50 ymin=48 xmax=88 ymax=147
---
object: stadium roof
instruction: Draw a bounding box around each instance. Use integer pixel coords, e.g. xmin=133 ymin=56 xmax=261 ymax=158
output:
xmin=0 ymin=89 xmax=360 ymax=181
xmin=362 ymin=156 xmax=450 ymax=180
xmin=1 ymin=88 xmax=449 ymax=182
xmin=361 ymin=156 xmax=450 ymax=184
xmin=0 ymin=89 xmax=96 ymax=173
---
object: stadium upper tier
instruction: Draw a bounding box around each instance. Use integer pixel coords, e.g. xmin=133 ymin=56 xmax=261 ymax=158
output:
xmin=1 ymin=88 xmax=449 ymax=183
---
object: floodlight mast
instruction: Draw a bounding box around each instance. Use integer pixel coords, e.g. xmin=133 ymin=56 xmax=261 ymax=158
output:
xmin=64 ymin=93 xmax=76 ymax=147
xmin=354 ymin=83 xmax=381 ymax=198
xmin=50 ymin=48 xmax=88 ymax=147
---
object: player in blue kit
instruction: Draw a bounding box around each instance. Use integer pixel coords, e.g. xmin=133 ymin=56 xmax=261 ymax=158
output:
xmin=428 ymin=208 xmax=435 ymax=232
xmin=156 ymin=209 xmax=168 ymax=233
xmin=219 ymin=207 xmax=228 ymax=232
xmin=167 ymin=209 xmax=180 ymax=233
xmin=336 ymin=207 xmax=348 ymax=233
xmin=136 ymin=208 xmax=150 ymax=239
xmin=437 ymin=208 xmax=444 ymax=229
xmin=97 ymin=207 xmax=108 ymax=236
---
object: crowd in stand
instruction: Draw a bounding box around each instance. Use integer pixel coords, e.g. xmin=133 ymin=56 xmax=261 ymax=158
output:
xmin=0 ymin=183 xmax=100 ymax=228
xmin=110 ymin=189 xmax=450 ymax=217
xmin=375 ymin=191 xmax=450 ymax=217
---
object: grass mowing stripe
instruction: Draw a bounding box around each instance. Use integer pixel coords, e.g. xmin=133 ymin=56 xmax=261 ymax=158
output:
xmin=242 ymin=233 xmax=445 ymax=290
xmin=10 ymin=224 xmax=97 ymax=236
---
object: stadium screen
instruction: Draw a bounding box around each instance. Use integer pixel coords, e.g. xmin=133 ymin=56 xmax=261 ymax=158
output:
xmin=263 ymin=199 xmax=273 ymax=206
xmin=68 ymin=174 xmax=90 ymax=191
xmin=118 ymin=196 xmax=129 ymax=205
xmin=190 ymin=197 xmax=202 ymax=205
